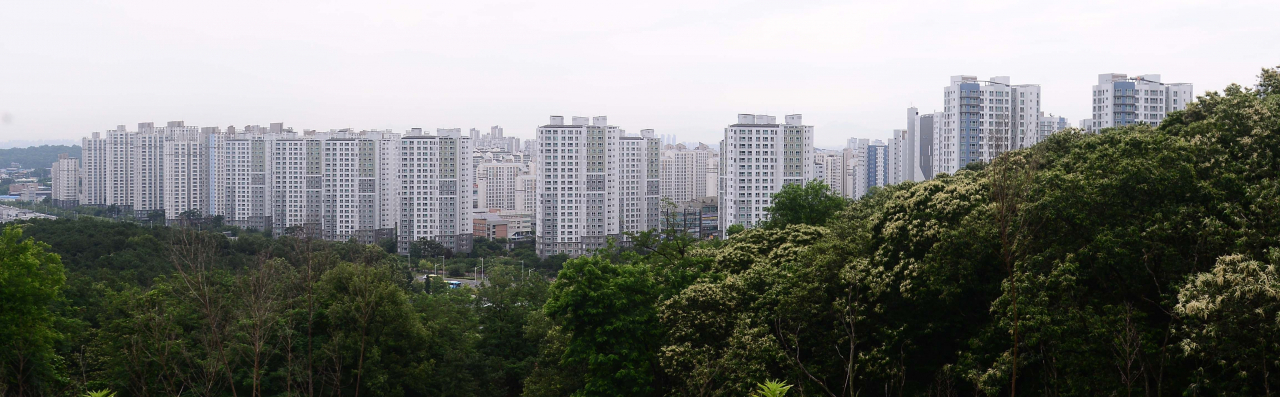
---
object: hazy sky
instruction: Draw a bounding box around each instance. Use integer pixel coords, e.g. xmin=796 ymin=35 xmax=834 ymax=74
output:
xmin=2 ymin=0 xmax=1276 ymax=148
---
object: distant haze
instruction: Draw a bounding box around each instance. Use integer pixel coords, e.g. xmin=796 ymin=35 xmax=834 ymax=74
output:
xmin=1 ymin=0 xmax=1276 ymax=147
xmin=0 ymin=140 xmax=79 ymax=149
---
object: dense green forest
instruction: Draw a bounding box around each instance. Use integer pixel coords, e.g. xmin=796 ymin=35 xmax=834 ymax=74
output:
xmin=2 ymin=66 xmax=1279 ymax=396
xmin=0 ymin=145 xmax=80 ymax=170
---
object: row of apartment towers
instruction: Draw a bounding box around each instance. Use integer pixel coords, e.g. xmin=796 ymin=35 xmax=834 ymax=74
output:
xmin=50 ymin=73 xmax=1193 ymax=257
xmin=54 ymin=119 xmax=721 ymax=257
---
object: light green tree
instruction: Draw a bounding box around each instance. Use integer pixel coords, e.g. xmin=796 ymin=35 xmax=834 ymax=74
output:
xmin=1176 ymin=250 xmax=1280 ymax=395
xmin=752 ymin=380 xmax=792 ymax=397
xmin=0 ymin=225 xmax=67 ymax=396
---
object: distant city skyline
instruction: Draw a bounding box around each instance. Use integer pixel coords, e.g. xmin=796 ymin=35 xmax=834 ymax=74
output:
xmin=1 ymin=0 xmax=1276 ymax=147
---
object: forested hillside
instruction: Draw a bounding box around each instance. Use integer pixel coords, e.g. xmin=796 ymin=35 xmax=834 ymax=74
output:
xmin=1 ymin=66 xmax=1279 ymax=396
xmin=0 ymin=145 xmax=80 ymax=169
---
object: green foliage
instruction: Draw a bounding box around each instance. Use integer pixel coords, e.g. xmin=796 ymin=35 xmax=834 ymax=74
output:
xmin=751 ymin=380 xmax=792 ymax=397
xmin=4 ymin=65 xmax=1280 ymax=397
xmin=763 ymin=180 xmax=847 ymax=229
xmin=83 ymin=389 xmax=115 ymax=397
xmin=0 ymin=216 xmax=557 ymax=397
xmin=0 ymin=145 xmax=80 ymax=170
xmin=543 ymin=255 xmax=663 ymax=396
xmin=411 ymin=237 xmax=453 ymax=259
xmin=318 ymin=261 xmax=431 ymax=396
xmin=726 ymin=224 xmax=744 ymax=237
xmin=1176 ymin=250 xmax=1280 ymax=394
xmin=0 ymin=225 xmax=67 ymax=396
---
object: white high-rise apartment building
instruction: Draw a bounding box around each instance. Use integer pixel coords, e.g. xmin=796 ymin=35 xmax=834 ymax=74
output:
xmin=814 ymin=151 xmax=849 ymax=197
xmin=474 ymin=125 xmax=521 ymax=153
xmin=51 ymin=154 xmax=79 ymax=207
xmin=514 ymin=173 xmax=537 ymax=213
xmin=935 ymin=76 xmax=1041 ymax=175
xmin=659 ymin=142 xmax=712 ymax=204
xmin=718 ymin=114 xmax=814 ymax=234
xmin=704 ymin=153 xmax=719 ymax=199
xmin=267 ymin=126 xmax=325 ymax=237
xmin=535 ymin=115 xmax=660 ymax=257
xmin=223 ymin=130 xmax=273 ymax=231
xmin=902 ymin=107 xmax=936 ymax=182
xmin=846 ymin=107 xmax=945 ymax=196
xmin=848 ymin=138 xmax=887 ymax=199
xmin=887 ymin=129 xmax=907 ymax=185
xmin=72 ymin=122 xmax=480 ymax=252
xmin=163 ymin=122 xmax=212 ymax=221
xmin=133 ymin=122 xmax=166 ymax=218
xmin=1035 ymin=113 xmax=1070 ymax=143
xmin=1078 ymin=118 xmax=1097 ymax=134
xmin=918 ymin=112 xmax=938 ymax=180
xmin=619 ymin=128 xmax=661 ymax=234
xmin=397 ymin=128 xmax=473 ymax=254
xmin=79 ymin=132 xmax=109 ymax=208
xmin=1088 ymin=73 xmax=1192 ymax=130
xmin=477 ymin=162 xmax=525 ymax=211
xmin=322 ymin=134 xmax=381 ymax=242
xmin=376 ymin=131 xmax=401 ymax=232
xmin=80 ymin=126 xmax=134 ymax=210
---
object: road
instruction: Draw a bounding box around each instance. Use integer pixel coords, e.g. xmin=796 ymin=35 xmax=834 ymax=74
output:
xmin=419 ymin=273 xmax=484 ymax=288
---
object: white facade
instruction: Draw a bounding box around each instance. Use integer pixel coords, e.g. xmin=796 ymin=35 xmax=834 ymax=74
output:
xmin=322 ymin=134 xmax=380 ymax=241
xmin=848 ymin=138 xmax=887 ymax=199
xmin=268 ymin=130 xmax=325 ymax=236
xmin=659 ymin=142 xmax=712 ymax=204
xmin=133 ymin=122 xmax=166 ymax=217
xmin=514 ymin=173 xmax=537 ymax=213
xmin=474 ymin=125 xmax=521 ymax=153
xmin=51 ymin=154 xmax=79 ymax=206
xmin=535 ymin=115 xmax=660 ymax=257
xmin=887 ymin=129 xmax=907 ymax=185
xmin=79 ymin=126 xmax=134 ymax=210
xmin=1089 ymin=73 xmax=1192 ymax=131
xmin=477 ymin=162 xmax=525 ymax=211
xmin=397 ymin=128 xmax=474 ymax=254
xmin=1035 ymin=113 xmax=1071 ymax=143
xmin=162 ymin=122 xmax=211 ymax=220
xmin=814 ymin=151 xmax=849 ymax=197
xmin=618 ymin=129 xmax=661 ymax=234
xmin=704 ymin=153 xmax=719 ymax=200
xmin=718 ymin=114 xmax=814 ymax=234
xmin=934 ymin=76 xmax=1041 ymax=175
xmin=73 ymin=123 xmax=474 ymax=252
xmin=903 ymin=107 xmax=937 ymax=182
xmin=224 ymin=132 xmax=272 ymax=231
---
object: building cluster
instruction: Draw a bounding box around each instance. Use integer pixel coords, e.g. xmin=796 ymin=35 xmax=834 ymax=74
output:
xmin=0 ymin=204 xmax=57 ymax=222
xmin=834 ymin=73 xmax=1192 ymax=202
xmin=46 ymin=72 xmax=1191 ymax=257
xmin=0 ymin=162 xmax=51 ymax=202
xmin=62 ymin=122 xmax=525 ymax=254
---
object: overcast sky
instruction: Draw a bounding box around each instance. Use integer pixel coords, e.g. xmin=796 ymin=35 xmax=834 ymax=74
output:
xmin=1 ymin=0 xmax=1276 ymax=148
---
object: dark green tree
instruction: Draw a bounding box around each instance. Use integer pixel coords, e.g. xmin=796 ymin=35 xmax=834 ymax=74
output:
xmin=473 ymin=265 xmax=549 ymax=396
xmin=763 ymin=180 xmax=846 ymax=229
xmin=543 ymin=255 xmax=663 ymax=397
xmin=0 ymin=225 xmax=68 ymax=396
xmin=146 ymin=210 xmax=164 ymax=227
xmin=411 ymin=237 xmax=453 ymax=260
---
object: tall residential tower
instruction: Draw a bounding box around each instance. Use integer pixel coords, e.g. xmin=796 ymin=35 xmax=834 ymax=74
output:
xmin=718 ymin=114 xmax=813 ymax=234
